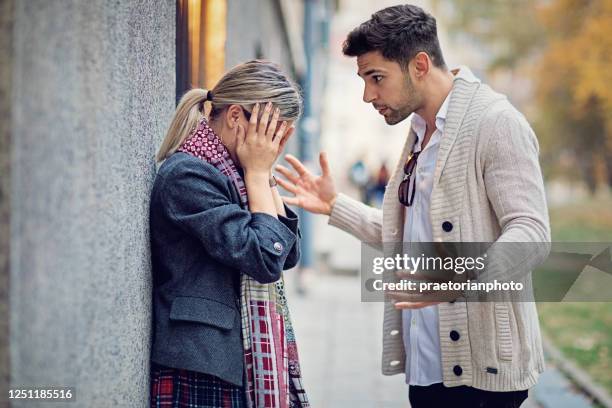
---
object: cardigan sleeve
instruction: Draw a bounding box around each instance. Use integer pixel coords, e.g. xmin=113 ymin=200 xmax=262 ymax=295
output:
xmin=481 ymin=109 xmax=551 ymax=283
xmin=160 ymin=158 xmax=297 ymax=284
xmin=327 ymin=192 xmax=383 ymax=250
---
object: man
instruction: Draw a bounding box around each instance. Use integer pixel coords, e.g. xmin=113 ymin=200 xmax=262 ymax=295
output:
xmin=275 ymin=4 xmax=550 ymax=408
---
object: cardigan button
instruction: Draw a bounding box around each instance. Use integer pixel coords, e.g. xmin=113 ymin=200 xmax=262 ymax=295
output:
xmin=450 ymin=330 xmax=460 ymax=341
xmin=390 ymin=329 xmax=400 ymax=336
xmin=442 ymin=221 xmax=453 ymax=232
xmin=390 ymin=360 xmax=400 ymax=367
xmin=453 ymin=365 xmax=463 ymax=376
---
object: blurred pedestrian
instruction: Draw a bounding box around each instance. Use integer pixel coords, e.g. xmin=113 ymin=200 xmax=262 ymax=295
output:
xmin=366 ymin=162 xmax=390 ymax=208
xmin=348 ymin=157 xmax=370 ymax=202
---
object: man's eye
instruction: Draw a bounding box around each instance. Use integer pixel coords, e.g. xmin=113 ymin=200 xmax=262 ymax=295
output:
xmin=373 ymin=75 xmax=383 ymax=83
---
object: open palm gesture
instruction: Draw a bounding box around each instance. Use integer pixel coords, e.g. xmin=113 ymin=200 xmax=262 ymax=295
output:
xmin=275 ymin=152 xmax=338 ymax=215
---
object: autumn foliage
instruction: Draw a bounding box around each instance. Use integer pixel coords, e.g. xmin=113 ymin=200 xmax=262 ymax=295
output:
xmin=436 ymin=0 xmax=612 ymax=191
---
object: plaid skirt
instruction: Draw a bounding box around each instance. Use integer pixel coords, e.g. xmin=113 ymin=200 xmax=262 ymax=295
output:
xmin=151 ymin=362 xmax=245 ymax=408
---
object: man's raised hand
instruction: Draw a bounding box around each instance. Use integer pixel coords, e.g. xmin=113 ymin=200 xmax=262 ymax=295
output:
xmin=275 ymin=151 xmax=338 ymax=215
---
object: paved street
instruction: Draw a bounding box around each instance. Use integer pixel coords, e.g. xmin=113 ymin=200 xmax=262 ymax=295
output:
xmin=286 ymin=272 xmax=408 ymax=407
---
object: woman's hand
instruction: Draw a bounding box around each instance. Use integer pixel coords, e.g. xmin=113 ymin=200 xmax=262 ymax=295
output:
xmin=274 ymin=126 xmax=295 ymax=163
xmin=275 ymin=152 xmax=338 ymax=216
xmin=236 ymin=102 xmax=288 ymax=176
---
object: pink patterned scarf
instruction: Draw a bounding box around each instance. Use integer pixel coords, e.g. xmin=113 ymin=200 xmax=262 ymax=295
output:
xmin=178 ymin=117 xmax=309 ymax=408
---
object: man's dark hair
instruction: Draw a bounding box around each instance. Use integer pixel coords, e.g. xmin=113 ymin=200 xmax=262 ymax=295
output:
xmin=343 ymin=5 xmax=446 ymax=70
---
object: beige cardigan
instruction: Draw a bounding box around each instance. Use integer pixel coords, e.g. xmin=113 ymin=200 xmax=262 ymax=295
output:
xmin=328 ymin=70 xmax=550 ymax=392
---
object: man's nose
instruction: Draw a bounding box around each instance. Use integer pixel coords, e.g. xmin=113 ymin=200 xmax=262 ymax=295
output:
xmin=363 ymin=85 xmax=376 ymax=103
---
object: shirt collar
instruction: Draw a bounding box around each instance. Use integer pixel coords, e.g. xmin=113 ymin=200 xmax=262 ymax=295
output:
xmin=411 ymin=90 xmax=451 ymax=147
xmin=410 ymin=66 xmax=481 ymax=147
xmin=451 ymin=65 xmax=481 ymax=84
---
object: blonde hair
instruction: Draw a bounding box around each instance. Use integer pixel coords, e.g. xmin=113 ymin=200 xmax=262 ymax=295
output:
xmin=156 ymin=60 xmax=303 ymax=163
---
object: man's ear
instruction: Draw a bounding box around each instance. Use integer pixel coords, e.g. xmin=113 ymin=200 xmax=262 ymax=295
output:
xmin=225 ymin=105 xmax=242 ymax=129
xmin=412 ymin=52 xmax=431 ymax=79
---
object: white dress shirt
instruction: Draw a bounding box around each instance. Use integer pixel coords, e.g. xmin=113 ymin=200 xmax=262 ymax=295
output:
xmin=402 ymin=67 xmax=480 ymax=386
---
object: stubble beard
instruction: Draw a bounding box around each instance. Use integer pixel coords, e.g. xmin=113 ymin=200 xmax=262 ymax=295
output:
xmin=384 ymin=75 xmax=422 ymax=126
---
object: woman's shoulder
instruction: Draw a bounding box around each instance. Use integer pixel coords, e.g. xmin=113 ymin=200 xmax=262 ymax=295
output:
xmin=157 ymin=152 xmax=222 ymax=179
xmin=153 ymin=152 xmax=232 ymax=199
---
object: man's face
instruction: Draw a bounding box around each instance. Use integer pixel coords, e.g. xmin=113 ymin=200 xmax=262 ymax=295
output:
xmin=356 ymin=51 xmax=423 ymax=125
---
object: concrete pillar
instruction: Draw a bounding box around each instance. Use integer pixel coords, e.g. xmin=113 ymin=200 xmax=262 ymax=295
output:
xmin=8 ymin=1 xmax=175 ymax=406
xmin=0 ymin=0 xmax=15 ymax=405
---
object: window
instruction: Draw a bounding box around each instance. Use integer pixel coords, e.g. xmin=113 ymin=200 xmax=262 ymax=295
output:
xmin=176 ymin=0 xmax=227 ymax=104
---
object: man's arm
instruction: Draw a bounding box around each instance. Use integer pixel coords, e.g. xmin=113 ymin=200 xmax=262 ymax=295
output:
xmin=275 ymin=152 xmax=384 ymax=249
xmin=327 ymin=192 xmax=383 ymax=249
xmin=480 ymin=108 xmax=551 ymax=283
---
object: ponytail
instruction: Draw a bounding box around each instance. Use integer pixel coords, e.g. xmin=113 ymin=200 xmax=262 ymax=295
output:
xmin=155 ymin=88 xmax=212 ymax=163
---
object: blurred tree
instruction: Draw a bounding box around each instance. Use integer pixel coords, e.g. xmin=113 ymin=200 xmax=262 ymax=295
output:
xmin=537 ymin=0 xmax=612 ymax=191
xmin=434 ymin=0 xmax=612 ymax=192
xmin=432 ymin=0 xmax=545 ymax=68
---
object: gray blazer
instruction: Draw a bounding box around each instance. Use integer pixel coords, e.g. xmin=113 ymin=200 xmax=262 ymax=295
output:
xmin=149 ymin=152 xmax=301 ymax=386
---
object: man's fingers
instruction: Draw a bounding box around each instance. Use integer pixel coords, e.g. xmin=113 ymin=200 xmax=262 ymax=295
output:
xmin=275 ymin=176 xmax=298 ymax=194
xmin=395 ymin=271 xmax=413 ymax=279
xmin=284 ymin=154 xmax=309 ymax=176
xmin=387 ymin=289 xmax=460 ymax=305
xmin=275 ymin=164 xmax=299 ymax=184
xmin=386 ymin=289 xmax=442 ymax=309
xmin=393 ymin=301 xmax=442 ymax=310
xmin=386 ymin=291 xmax=422 ymax=302
xmin=394 ymin=271 xmax=430 ymax=280
xmin=319 ymin=151 xmax=331 ymax=177
xmin=281 ymin=195 xmax=300 ymax=207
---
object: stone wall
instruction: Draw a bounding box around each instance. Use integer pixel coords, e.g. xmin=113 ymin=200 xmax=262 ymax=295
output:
xmin=8 ymin=1 xmax=175 ymax=406
xmin=0 ymin=0 xmax=14 ymax=404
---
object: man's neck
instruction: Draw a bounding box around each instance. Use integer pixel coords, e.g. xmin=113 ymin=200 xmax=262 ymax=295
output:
xmin=416 ymin=70 xmax=454 ymax=133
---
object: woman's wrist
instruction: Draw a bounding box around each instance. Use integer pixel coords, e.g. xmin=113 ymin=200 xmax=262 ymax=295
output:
xmin=244 ymin=170 xmax=278 ymax=218
xmin=244 ymin=170 xmax=273 ymax=192
xmin=244 ymin=169 xmax=271 ymax=181
xmin=270 ymin=183 xmax=287 ymax=216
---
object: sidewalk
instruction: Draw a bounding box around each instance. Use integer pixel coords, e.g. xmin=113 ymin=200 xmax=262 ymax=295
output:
xmin=286 ymin=272 xmax=408 ymax=407
xmin=285 ymin=271 xmax=544 ymax=408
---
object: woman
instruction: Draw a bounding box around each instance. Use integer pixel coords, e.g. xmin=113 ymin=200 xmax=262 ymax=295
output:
xmin=149 ymin=60 xmax=308 ymax=408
